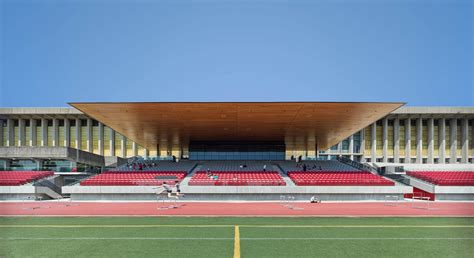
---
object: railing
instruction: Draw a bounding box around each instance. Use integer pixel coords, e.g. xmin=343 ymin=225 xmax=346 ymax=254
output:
xmin=337 ymin=156 xmax=379 ymax=173
xmin=33 ymin=177 xmax=62 ymax=194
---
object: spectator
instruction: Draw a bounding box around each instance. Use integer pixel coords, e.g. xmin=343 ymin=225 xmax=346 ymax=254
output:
xmin=303 ymin=163 xmax=307 ymax=172
xmin=263 ymin=164 xmax=267 ymax=172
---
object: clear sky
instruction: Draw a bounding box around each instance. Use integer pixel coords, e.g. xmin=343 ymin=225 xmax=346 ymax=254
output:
xmin=0 ymin=0 xmax=473 ymax=107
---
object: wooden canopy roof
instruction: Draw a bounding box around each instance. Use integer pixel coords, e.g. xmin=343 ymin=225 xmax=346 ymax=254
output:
xmin=69 ymin=102 xmax=404 ymax=151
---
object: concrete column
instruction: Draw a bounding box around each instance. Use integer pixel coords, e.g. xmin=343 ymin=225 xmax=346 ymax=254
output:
xmin=439 ymin=118 xmax=446 ymax=164
xmin=64 ymin=119 xmax=70 ymax=147
xmin=393 ymin=118 xmax=400 ymax=163
xmin=144 ymin=149 xmax=150 ymax=158
xmin=427 ymin=118 xmax=434 ymax=164
xmin=0 ymin=120 xmax=3 ymax=147
xmin=461 ymin=118 xmax=468 ymax=163
xmin=337 ymin=141 xmax=342 ymax=154
xmin=98 ymin=122 xmax=104 ymax=156
xmin=30 ymin=119 xmax=37 ymax=146
xmin=132 ymin=142 xmax=138 ymax=157
xmin=18 ymin=119 xmax=25 ymax=146
xmin=109 ymin=128 xmax=115 ymax=156
xmin=450 ymin=118 xmax=457 ymax=163
xmin=41 ymin=118 xmax=47 ymax=147
xmin=382 ymin=118 xmax=388 ymax=162
xmin=121 ymin=135 xmax=126 ymax=158
xmin=52 ymin=119 xmax=59 ymax=147
xmin=371 ymin=122 xmax=376 ymax=162
xmin=6 ymin=119 xmax=14 ymax=146
xmin=405 ymin=118 xmax=411 ymax=163
xmin=75 ymin=118 xmax=81 ymax=150
xmin=349 ymin=135 xmax=354 ymax=160
xmin=416 ymin=118 xmax=422 ymax=164
xmin=86 ymin=119 xmax=93 ymax=152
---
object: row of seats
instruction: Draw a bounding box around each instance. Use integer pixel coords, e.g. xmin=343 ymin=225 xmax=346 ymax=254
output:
xmin=80 ymin=171 xmax=187 ymax=186
xmin=116 ymin=160 xmax=196 ymax=172
xmin=188 ymin=171 xmax=286 ymax=186
xmin=287 ymin=171 xmax=394 ymax=186
xmin=0 ymin=171 xmax=54 ymax=186
xmin=278 ymin=160 xmax=360 ymax=172
xmin=407 ymin=171 xmax=474 ymax=186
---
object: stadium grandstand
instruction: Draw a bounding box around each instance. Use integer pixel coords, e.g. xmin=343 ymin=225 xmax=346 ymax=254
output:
xmin=0 ymin=102 xmax=473 ymax=201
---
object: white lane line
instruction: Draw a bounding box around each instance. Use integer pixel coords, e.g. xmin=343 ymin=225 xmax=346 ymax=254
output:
xmin=0 ymin=225 xmax=473 ymax=228
xmin=0 ymin=237 xmax=473 ymax=241
xmin=0 ymin=237 xmax=234 ymax=240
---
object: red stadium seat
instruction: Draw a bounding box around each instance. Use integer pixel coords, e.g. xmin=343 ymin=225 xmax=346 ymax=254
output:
xmin=189 ymin=171 xmax=286 ymax=186
xmin=287 ymin=171 xmax=394 ymax=186
xmin=80 ymin=171 xmax=187 ymax=186
xmin=0 ymin=171 xmax=54 ymax=186
xmin=406 ymin=171 xmax=474 ymax=186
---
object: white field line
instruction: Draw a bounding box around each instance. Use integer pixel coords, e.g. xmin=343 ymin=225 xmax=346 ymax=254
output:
xmin=0 ymin=237 xmax=473 ymax=241
xmin=0 ymin=224 xmax=473 ymax=228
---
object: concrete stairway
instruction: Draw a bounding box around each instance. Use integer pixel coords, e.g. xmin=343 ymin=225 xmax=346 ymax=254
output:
xmin=272 ymin=164 xmax=295 ymax=186
xmin=180 ymin=164 xmax=202 ymax=186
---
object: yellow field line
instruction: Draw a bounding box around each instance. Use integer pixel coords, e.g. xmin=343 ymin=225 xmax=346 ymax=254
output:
xmin=234 ymin=225 xmax=240 ymax=258
xmin=0 ymin=224 xmax=472 ymax=228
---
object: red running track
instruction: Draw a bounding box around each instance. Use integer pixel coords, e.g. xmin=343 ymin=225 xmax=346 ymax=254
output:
xmin=0 ymin=201 xmax=473 ymax=217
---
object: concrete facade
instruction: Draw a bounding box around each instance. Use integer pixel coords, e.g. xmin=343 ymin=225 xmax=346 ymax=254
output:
xmin=1 ymin=106 xmax=473 ymax=164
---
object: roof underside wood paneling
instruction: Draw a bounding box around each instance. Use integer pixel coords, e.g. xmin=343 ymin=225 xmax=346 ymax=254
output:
xmin=70 ymin=102 xmax=404 ymax=151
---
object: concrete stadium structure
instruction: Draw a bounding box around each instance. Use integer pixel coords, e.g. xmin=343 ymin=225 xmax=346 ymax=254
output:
xmin=0 ymin=103 xmax=473 ymax=201
xmin=1 ymin=105 xmax=473 ymax=169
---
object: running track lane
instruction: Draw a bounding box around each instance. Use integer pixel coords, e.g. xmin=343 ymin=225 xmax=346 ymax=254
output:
xmin=0 ymin=202 xmax=473 ymax=217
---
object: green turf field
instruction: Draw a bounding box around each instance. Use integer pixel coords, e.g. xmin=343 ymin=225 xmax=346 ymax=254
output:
xmin=0 ymin=217 xmax=473 ymax=258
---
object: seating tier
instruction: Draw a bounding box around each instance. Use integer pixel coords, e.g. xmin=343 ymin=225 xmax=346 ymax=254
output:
xmin=189 ymin=171 xmax=286 ymax=186
xmin=406 ymin=171 xmax=474 ymax=186
xmin=0 ymin=171 xmax=54 ymax=186
xmin=287 ymin=171 xmax=394 ymax=186
xmin=80 ymin=171 xmax=187 ymax=186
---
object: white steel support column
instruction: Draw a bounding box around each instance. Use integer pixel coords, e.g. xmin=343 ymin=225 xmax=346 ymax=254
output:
xmin=450 ymin=118 xmax=457 ymax=163
xmin=86 ymin=119 xmax=93 ymax=152
xmin=382 ymin=118 xmax=388 ymax=163
xmin=52 ymin=119 xmax=59 ymax=147
xmin=110 ymin=128 xmax=115 ymax=156
xmin=337 ymin=142 xmax=342 ymax=154
xmin=6 ymin=119 xmax=14 ymax=147
xmin=360 ymin=130 xmax=365 ymax=162
xmin=18 ymin=119 xmax=25 ymax=146
xmin=75 ymin=118 xmax=81 ymax=150
xmin=41 ymin=118 xmax=47 ymax=147
xmin=98 ymin=122 xmax=104 ymax=156
xmin=64 ymin=119 xmax=70 ymax=147
xmin=405 ymin=118 xmax=411 ymax=163
xmin=121 ymin=135 xmax=126 ymax=158
xmin=144 ymin=149 xmax=150 ymax=158
xmin=461 ymin=118 xmax=468 ymax=163
xmin=416 ymin=118 xmax=422 ymax=164
xmin=30 ymin=119 xmax=36 ymax=146
xmin=132 ymin=142 xmax=138 ymax=157
xmin=393 ymin=118 xmax=400 ymax=163
xmin=371 ymin=123 xmax=376 ymax=162
xmin=439 ymin=118 xmax=446 ymax=164
xmin=349 ymin=135 xmax=354 ymax=160
xmin=427 ymin=118 xmax=434 ymax=164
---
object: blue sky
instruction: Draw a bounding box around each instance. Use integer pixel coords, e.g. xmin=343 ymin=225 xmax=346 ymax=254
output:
xmin=1 ymin=0 xmax=473 ymax=107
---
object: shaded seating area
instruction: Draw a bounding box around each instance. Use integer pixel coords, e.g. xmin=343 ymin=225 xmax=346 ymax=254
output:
xmin=80 ymin=171 xmax=187 ymax=186
xmin=287 ymin=171 xmax=394 ymax=186
xmin=0 ymin=171 xmax=54 ymax=186
xmin=406 ymin=171 xmax=474 ymax=186
xmin=189 ymin=171 xmax=286 ymax=186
